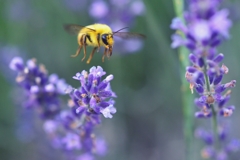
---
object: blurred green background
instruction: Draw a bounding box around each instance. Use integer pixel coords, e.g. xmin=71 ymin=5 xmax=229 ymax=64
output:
xmin=1 ymin=0 xmax=240 ymax=160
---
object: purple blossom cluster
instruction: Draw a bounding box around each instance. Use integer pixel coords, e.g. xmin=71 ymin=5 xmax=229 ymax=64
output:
xmin=186 ymin=56 xmax=236 ymax=118
xmin=9 ymin=57 xmax=68 ymax=118
xmin=171 ymin=0 xmax=236 ymax=118
xmin=9 ymin=57 xmax=116 ymax=159
xmin=171 ymin=0 xmax=231 ymax=52
xmin=70 ymin=66 xmax=116 ymax=118
xmin=195 ymin=127 xmax=240 ymax=160
xmin=171 ymin=0 xmax=239 ymax=159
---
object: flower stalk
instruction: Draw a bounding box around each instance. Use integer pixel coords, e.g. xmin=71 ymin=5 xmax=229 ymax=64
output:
xmin=171 ymin=0 xmax=240 ymax=159
xmin=203 ymin=55 xmax=219 ymax=149
xmin=172 ymin=0 xmax=195 ymax=159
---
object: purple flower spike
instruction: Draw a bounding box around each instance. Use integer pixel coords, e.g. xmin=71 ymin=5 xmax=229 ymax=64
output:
xmin=9 ymin=57 xmax=68 ymax=118
xmin=10 ymin=57 xmax=115 ymax=159
xmin=171 ymin=0 xmax=231 ymax=51
xmin=70 ymin=66 xmax=117 ymax=118
xmin=171 ymin=0 xmax=239 ymax=158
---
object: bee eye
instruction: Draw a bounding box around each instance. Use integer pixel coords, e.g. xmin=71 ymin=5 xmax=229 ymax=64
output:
xmin=102 ymin=34 xmax=108 ymax=45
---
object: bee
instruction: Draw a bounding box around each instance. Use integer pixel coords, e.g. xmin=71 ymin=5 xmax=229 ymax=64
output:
xmin=63 ymin=23 xmax=146 ymax=64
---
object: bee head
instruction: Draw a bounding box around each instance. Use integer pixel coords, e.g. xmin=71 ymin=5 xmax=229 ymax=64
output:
xmin=101 ymin=34 xmax=114 ymax=46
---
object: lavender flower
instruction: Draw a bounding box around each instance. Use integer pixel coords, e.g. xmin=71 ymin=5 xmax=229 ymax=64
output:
xmin=70 ymin=66 xmax=116 ymax=118
xmin=196 ymin=127 xmax=240 ymax=160
xmin=171 ymin=0 xmax=232 ymax=52
xmin=185 ymin=53 xmax=236 ymax=119
xmin=171 ymin=0 xmax=239 ymax=159
xmin=9 ymin=57 xmax=68 ymax=118
xmin=45 ymin=103 xmax=109 ymax=157
xmin=42 ymin=65 xmax=117 ymax=156
xmin=171 ymin=0 xmax=236 ymax=119
xmin=10 ymin=57 xmax=116 ymax=159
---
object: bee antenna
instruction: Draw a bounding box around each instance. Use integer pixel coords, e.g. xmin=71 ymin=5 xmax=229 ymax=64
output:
xmin=113 ymin=27 xmax=129 ymax=34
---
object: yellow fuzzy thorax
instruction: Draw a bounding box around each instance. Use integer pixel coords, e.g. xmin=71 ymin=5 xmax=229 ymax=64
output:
xmin=77 ymin=23 xmax=114 ymax=47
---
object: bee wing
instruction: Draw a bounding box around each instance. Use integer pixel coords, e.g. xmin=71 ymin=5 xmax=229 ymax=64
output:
xmin=63 ymin=24 xmax=96 ymax=35
xmin=113 ymin=32 xmax=146 ymax=39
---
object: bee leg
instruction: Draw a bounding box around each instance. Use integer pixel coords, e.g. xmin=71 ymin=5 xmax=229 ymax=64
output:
xmin=97 ymin=41 xmax=100 ymax=52
xmin=109 ymin=47 xmax=113 ymax=56
xmin=108 ymin=48 xmax=112 ymax=59
xmin=97 ymin=46 xmax=100 ymax=52
xmin=80 ymin=34 xmax=87 ymax=61
xmin=105 ymin=48 xmax=111 ymax=60
xmin=107 ymin=50 xmax=111 ymax=60
xmin=82 ymin=44 xmax=87 ymax=61
xmin=86 ymin=47 xmax=97 ymax=64
xmin=105 ymin=45 xmax=111 ymax=59
xmin=71 ymin=45 xmax=82 ymax=57
xmin=102 ymin=48 xmax=108 ymax=62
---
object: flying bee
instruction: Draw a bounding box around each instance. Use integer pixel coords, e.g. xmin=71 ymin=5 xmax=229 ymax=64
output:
xmin=63 ymin=23 xmax=146 ymax=64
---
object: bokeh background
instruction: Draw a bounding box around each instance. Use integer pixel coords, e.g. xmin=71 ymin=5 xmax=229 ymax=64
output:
xmin=1 ymin=0 xmax=240 ymax=160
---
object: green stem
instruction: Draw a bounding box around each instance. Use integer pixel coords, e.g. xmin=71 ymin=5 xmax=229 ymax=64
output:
xmin=210 ymin=104 xmax=218 ymax=146
xmin=172 ymin=0 xmax=195 ymax=160
xmin=203 ymin=58 xmax=219 ymax=149
xmin=173 ymin=0 xmax=184 ymax=18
